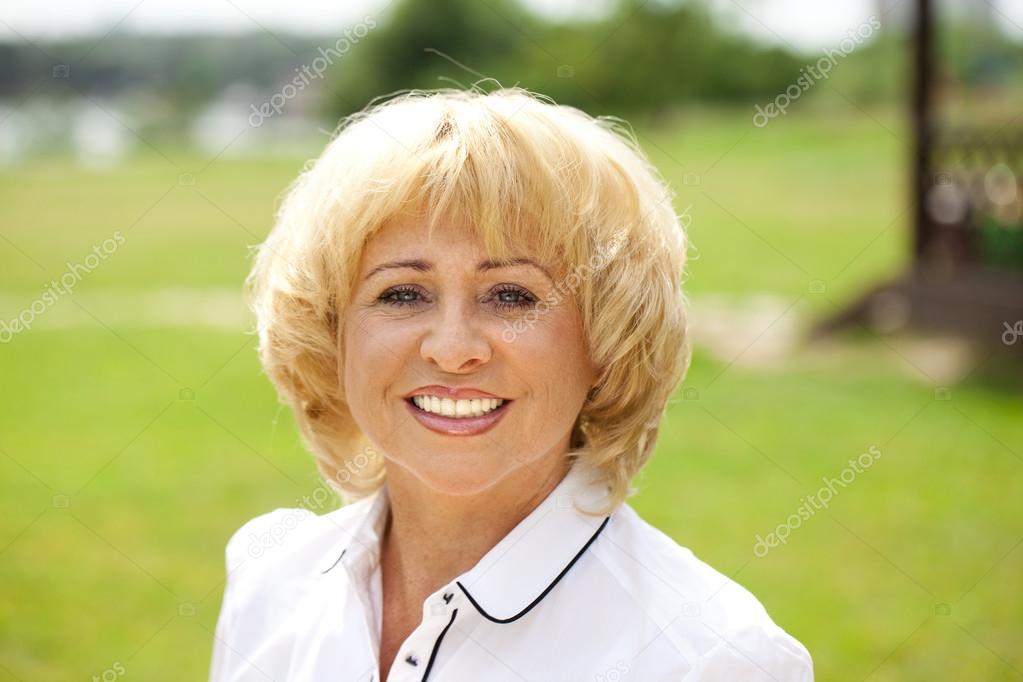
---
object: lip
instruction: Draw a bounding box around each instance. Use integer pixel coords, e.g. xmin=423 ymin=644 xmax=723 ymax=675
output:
xmin=403 ymin=385 xmax=508 ymax=400
xmin=404 ymin=396 xmax=512 ymax=436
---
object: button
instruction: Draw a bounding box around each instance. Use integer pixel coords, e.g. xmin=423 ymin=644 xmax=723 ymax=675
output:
xmin=405 ymin=654 xmax=418 ymax=666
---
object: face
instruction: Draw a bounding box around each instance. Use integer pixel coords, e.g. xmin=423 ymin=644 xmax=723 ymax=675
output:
xmin=342 ymin=215 xmax=598 ymax=496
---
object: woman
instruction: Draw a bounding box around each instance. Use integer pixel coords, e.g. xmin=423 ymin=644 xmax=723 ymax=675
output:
xmin=209 ymin=88 xmax=813 ymax=681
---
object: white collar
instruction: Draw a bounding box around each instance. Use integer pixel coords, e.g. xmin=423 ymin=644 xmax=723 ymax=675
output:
xmin=318 ymin=459 xmax=616 ymax=622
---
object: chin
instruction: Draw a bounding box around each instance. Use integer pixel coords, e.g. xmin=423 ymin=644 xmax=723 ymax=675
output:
xmin=403 ymin=454 xmax=510 ymax=497
xmin=420 ymin=476 xmax=501 ymax=497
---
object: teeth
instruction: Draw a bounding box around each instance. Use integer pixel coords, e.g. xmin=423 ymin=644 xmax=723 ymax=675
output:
xmin=411 ymin=395 xmax=505 ymax=418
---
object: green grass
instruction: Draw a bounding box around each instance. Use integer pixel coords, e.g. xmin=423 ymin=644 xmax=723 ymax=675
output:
xmin=1 ymin=106 xmax=1021 ymax=681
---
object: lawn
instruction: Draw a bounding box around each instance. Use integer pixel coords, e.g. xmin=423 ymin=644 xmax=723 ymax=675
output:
xmin=1 ymin=105 xmax=1020 ymax=681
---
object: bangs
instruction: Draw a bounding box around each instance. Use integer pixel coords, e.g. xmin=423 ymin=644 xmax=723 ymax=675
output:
xmin=325 ymin=90 xmax=644 ymax=297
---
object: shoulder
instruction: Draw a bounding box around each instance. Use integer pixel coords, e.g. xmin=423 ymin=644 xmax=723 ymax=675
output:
xmin=223 ymin=507 xmax=306 ymax=573
xmin=592 ymin=504 xmax=814 ymax=680
xmin=221 ymin=499 xmax=371 ymax=584
xmin=210 ymin=503 xmax=369 ymax=681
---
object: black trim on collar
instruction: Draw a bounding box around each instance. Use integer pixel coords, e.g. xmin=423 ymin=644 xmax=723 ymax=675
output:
xmin=455 ymin=515 xmax=610 ymax=624
xmin=421 ymin=607 xmax=458 ymax=681
xmin=321 ymin=548 xmax=346 ymax=574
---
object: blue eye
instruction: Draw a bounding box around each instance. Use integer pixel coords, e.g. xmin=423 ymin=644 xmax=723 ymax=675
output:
xmin=490 ymin=285 xmax=538 ymax=310
xmin=376 ymin=284 xmax=537 ymax=311
xmin=378 ymin=285 xmax=427 ymax=308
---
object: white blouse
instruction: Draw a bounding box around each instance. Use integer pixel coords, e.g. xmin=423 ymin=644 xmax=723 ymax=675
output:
xmin=209 ymin=461 xmax=814 ymax=681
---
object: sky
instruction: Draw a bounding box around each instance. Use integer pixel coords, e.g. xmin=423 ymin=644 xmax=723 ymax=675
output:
xmin=0 ymin=0 xmax=1021 ymax=51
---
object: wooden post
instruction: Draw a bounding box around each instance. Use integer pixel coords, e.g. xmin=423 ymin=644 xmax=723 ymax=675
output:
xmin=911 ymin=0 xmax=933 ymax=263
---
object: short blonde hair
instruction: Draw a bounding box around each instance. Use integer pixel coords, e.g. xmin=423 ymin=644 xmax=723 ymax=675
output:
xmin=246 ymin=87 xmax=690 ymax=515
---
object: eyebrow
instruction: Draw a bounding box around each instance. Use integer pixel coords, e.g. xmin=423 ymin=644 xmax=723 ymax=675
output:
xmin=362 ymin=257 xmax=554 ymax=283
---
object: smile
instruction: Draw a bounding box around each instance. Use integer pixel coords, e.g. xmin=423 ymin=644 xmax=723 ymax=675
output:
xmin=404 ymin=396 xmax=512 ymax=436
xmin=411 ymin=395 xmax=505 ymax=418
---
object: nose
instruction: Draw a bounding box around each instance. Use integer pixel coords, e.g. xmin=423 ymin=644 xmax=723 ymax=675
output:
xmin=419 ymin=298 xmax=492 ymax=373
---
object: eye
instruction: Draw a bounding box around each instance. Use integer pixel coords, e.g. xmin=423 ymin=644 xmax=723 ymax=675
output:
xmin=377 ymin=284 xmax=429 ymax=308
xmin=375 ymin=284 xmax=537 ymax=311
xmin=489 ymin=284 xmax=538 ymax=311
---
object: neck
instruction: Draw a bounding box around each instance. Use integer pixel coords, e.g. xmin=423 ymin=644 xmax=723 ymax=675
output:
xmin=380 ymin=455 xmax=572 ymax=601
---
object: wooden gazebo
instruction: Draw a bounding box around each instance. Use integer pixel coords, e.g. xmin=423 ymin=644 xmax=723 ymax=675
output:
xmin=817 ymin=0 xmax=1023 ymax=349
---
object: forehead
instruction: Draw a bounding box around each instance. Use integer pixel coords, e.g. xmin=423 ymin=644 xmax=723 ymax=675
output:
xmin=360 ymin=215 xmax=482 ymax=262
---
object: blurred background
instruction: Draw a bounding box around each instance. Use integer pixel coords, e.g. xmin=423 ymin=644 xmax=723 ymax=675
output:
xmin=1 ymin=0 xmax=1022 ymax=679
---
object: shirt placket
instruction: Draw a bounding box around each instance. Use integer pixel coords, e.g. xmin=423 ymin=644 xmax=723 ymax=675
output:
xmin=384 ymin=586 xmax=464 ymax=682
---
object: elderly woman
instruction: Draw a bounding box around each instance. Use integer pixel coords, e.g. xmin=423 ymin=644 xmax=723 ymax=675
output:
xmin=209 ymin=88 xmax=812 ymax=681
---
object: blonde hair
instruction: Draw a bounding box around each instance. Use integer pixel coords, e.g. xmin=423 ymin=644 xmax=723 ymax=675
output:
xmin=246 ymin=87 xmax=691 ymax=515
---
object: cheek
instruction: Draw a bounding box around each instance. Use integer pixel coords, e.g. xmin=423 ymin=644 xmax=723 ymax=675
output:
xmin=342 ymin=318 xmax=416 ymax=402
xmin=501 ymin=309 xmax=593 ymax=410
